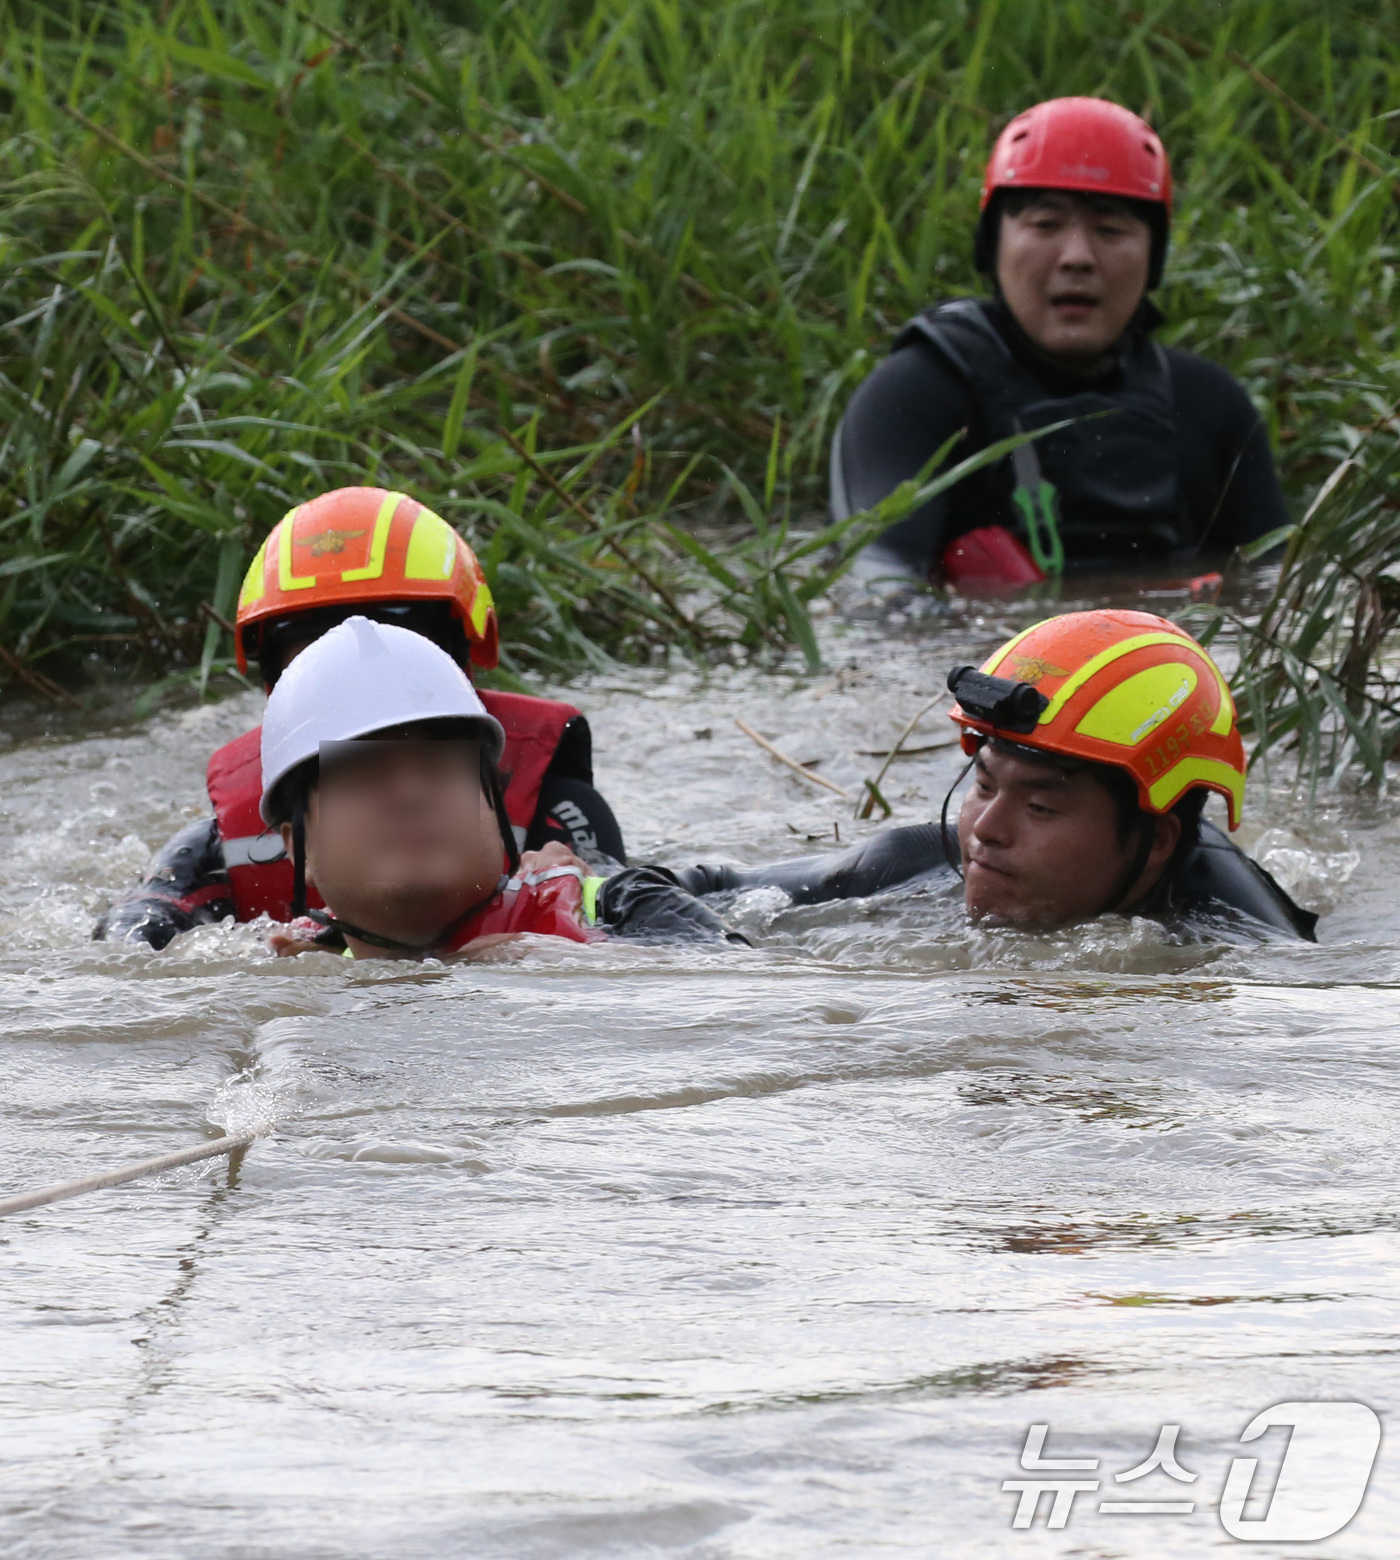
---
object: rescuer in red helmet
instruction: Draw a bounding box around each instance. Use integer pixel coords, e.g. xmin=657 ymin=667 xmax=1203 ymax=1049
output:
xmin=94 ymin=488 xmax=628 ymax=949
xmin=831 ymin=97 xmax=1290 ymax=595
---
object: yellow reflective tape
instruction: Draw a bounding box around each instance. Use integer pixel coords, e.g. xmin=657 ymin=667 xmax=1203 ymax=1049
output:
xmin=276 ymin=506 xmax=316 ymax=591
xmin=1038 ymin=633 xmax=1193 ymax=725
xmin=238 ymin=537 xmax=269 ymax=608
xmin=1206 ymin=656 xmax=1236 ymax=736
xmin=981 ymin=617 xmax=1055 ymax=675
xmin=403 ymin=509 xmax=458 ymax=581
xmin=469 ymin=575 xmax=495 ymax=639
xmin=1075 ymin=664 xmax=1198 ymax=747
xmin=340 ymin=490 xmax=402 ymax=583
xmin=581 ymin=875 xmax=605 ymax=925
xmin=1148 ymin=755 xmax=1244 ymax=825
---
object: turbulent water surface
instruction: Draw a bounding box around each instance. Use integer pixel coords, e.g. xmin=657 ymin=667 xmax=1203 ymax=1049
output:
xmin=1 ymin=589 xmax=1396 ymax=1558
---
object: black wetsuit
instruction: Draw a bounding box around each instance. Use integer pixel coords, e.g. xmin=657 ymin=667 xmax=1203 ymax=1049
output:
xmin=833 ymin=296 xmax=1290 ymax=577
xmin=675 ymin=820 xmax=1318 ymax=941
xmin=95 ymin=770 xmax=628 ymax=950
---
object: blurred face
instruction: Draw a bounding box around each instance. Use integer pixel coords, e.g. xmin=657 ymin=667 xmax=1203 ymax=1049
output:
xmin=283 ymin=738 xmax=503 ymax=948
xmin=996 ymin=192 xmax=1152 ymax=367
xmin=957 ymin=742 xmax=1178 ymax=928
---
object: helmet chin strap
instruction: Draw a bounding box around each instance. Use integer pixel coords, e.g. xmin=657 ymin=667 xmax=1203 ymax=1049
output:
xmin=290 ymin=798 xmax=308 ymax=918
xmin=483 ymin=753 xmax=521 ymax=877
xmin=939 ymin=758 xmax=975 ymax=881
xmin=304 ymin=898 xmax=504 ymax=956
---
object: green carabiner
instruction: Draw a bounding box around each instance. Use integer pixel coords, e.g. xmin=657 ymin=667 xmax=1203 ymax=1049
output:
xmin=1013 ymin=479 xmax=1065 ymax=578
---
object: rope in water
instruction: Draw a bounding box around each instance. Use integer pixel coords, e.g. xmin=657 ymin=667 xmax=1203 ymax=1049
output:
xmin=0 ymin=1133 xmax=255 ymax=1219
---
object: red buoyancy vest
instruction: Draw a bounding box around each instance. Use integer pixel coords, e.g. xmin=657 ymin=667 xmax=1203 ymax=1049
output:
xmin=207 ymin=689 xmax=582 ymax=924
xmin=442 ymin=865 xmax=602 ymax=950
xmin=280 ymin=865 xmax=602 ymax=955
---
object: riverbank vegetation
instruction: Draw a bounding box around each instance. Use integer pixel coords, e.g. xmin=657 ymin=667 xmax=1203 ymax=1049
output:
xmin=1 ymin=0 xmax=1399 ymax=780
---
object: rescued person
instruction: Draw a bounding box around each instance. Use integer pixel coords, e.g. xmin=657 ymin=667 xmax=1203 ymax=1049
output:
xmin=677 ymin=609 xmax=1317 ymax=941
xmin=95 ymin=486 xmax=625 ymax=949
xmin=832 ymin=97 xmax=1290 ymax=593
xmin=260 ymin=616 xmax=739 ymax=958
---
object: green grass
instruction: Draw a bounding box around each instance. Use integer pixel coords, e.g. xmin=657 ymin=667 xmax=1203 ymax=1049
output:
xmin=2 ymin=0 xmax=1400 ymax=754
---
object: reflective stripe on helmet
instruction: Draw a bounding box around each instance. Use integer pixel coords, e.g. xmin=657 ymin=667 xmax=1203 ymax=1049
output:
xmin=404 ymin=509 xmax=459 ymax=580
xmin=1074 ymin=663 xmax=1197 ymax=747
xmin=277 ymin=505 xmax=315 ymax=591
xmin=339 ymin=490 xmax=401 ymax=583
xmin=239 ymin=537 xmax=269 ymax=610
xmin=952 ymin=608 xmax=1247 ymax=829
xmin=469 ymin=576 xmax=496 ymax=639
xmin=1031 ymin=632 xmax=1187 ymax=726
xmin=1148 ymin=755 xmax=1245 ymax=820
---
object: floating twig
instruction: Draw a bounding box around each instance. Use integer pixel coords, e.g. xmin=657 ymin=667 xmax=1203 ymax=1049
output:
xmin=859 ymin=696 xmax=948 ymax=813
xmin=735 ymin=717 xmax=851 ymax=797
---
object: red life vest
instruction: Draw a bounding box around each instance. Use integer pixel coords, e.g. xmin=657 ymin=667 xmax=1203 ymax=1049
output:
xmin=207 ymin=689 xmax=583 ymax=924
xmin=442 ymin=865 xmax=602 ymax=950
xmin=281 ymin=865 xmax=602 ymax=955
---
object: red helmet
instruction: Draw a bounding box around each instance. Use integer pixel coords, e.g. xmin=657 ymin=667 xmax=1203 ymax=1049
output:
xmin=974 ymin=97 xmax=1173 ymax=285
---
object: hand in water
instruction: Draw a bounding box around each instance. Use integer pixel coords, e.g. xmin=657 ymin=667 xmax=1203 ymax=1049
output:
xmin=269 ymin=925 xmax=326 ymax=959
xmin=516 ymin=841 xmax=590 ymax=876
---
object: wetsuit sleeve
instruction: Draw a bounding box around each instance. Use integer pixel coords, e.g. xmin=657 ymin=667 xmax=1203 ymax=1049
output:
xmin=674 ymin=823 xmax=955 ymax=906
xmin=1167 ymin=351 xmax=1290 ymax=553
xmin=525 ymin=774 xmax=627 ymax=865
xmin=834 ymin=343 xmax=980 ymax=575
xmin=92 ymin=816 xmax=236 ymax=950
xmin=594 ymin=866 xmax=747 ymax=944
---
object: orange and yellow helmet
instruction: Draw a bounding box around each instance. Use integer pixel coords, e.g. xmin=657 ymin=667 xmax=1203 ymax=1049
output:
xmin=948 ymin=609 xmax=1246 ymax=828
xmin=235 ymin=487 xmax=499 ymax=674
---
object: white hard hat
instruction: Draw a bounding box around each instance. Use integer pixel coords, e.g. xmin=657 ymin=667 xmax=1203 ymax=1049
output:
xmin=259 ymin=615 xmax=505 ymax=823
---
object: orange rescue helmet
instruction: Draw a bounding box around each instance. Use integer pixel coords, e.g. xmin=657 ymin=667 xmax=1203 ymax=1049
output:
xmin=235 ymin=487 xmax=499 ymax=675
xmin=948 ymin=609 xmax=1246 ymax=829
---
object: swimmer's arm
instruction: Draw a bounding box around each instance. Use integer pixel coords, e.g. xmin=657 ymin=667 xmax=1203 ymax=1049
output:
xmin=675 ymin=823 xmax=954 ymax=906
xmin=92 ymin=816 xmax=235 ymax=949
xmin=593 ymin=866 xmax=748 ymax=944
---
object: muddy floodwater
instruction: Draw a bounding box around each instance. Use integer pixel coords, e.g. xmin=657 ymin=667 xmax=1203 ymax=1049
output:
xmin=1 ymin=588 xmax=1397 ymax=1558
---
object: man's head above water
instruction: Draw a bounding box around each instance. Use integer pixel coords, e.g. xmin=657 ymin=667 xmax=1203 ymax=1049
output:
xmin=957 ymin=736 xmax=1202 ymax=928
xmin=260 ymin=616 xmax=515 ymax=956
xmin=992 ymin=190 xmax=1155 ymax=369
xmin=946 ymin=608 xmax=1246 ymax=932
xmin=275 ymin=730 xmax=507 ymax=953
xmin=973 ymin=97 xmax=1172 ymax=372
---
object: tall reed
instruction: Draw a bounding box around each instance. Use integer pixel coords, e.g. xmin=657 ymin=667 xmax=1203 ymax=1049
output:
xmin=0 ymin=0 xmax=1397 ymax=725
